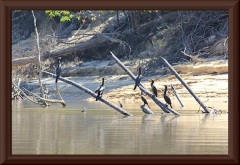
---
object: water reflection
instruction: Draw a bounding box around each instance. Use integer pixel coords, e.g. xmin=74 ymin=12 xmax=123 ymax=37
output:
xmin=12 ymin=100 xmax=228 ymax=155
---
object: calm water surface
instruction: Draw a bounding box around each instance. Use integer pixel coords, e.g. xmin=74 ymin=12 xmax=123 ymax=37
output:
xmin=12 ymin=100 xmax=228 ymax=155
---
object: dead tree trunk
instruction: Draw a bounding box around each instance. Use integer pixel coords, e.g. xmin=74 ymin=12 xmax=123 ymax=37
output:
xmin=12 ymin=81 xmax=66 ymax=106
xmin=12 ymin=35 xmax=119 ymax=66
xmin=160 ymin=57 xmax=209 ymax=113
xmin=42 ymin=71 xmax=132 ymax=116
xmin=32 ymin=10 xmax=47 ymax=106
xmin=110 ymin=51 xmax=181 ymax=116
xmin=171 ymin=84 xmax=184 ymax=107
xmin=140 ymin=105 xmax=154 ymax=114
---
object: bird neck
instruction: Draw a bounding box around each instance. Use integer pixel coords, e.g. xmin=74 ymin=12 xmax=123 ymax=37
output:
xmin=164 ymin=86 xmax=167 ymax=95
xmin=101 ymin=79 xmax=104 ymax=86
xmin=138 ymin=68 xmax=141 ymax=75
xmin=151 ymin=81 xmax=154 ymax=87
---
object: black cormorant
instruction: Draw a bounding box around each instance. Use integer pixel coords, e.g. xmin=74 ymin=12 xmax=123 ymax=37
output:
xmin=141 ymin=91 xmax=150 ymax=108
xmin=163 ymin=85 xmax=172 ymax=108
xmin=55 ymin=57 xmax=62 ymax=83
xmin=95 ymin=78 xmax=105 ymax=101
xmin=151 ymin=79 xmax=158 ymax=97
xmin=133 ymin=67 xmax=142 ymax=90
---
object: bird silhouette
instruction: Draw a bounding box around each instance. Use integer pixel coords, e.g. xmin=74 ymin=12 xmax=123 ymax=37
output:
xmin=163 ymin=85 xmax=172 ymax=108
xmin=151 ymin=79 xmax=158 ymax=97
xmin=95 ymin=78 xmax=105 ymax=101
xmin=55 ymin=57 xmax=62 ymax=83
xmin=133 ymin=67 xmax=142 ymax=90
xmin=140 ymin=91 xmax=150 ymax=108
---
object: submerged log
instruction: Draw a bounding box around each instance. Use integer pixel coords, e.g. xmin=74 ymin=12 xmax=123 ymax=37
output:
xmin=160 ymin=57 xmax=209 ymax=113
xmin=140 ymin=105 xmax=154 ymax=114
xmin=171 ymin=84 xmax=184 ymax=107
xmin=110 ymin=51 xmax=181 ymax=116
xmin=42 ymin=71 xmax=132 ymax=116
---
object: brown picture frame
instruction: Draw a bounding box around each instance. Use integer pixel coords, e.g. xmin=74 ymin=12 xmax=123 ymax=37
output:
xmin=1 ymin=0 xmax=239 ymax=164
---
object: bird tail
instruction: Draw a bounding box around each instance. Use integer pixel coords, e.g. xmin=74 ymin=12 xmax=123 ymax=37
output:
xmin=96 ymin=96 xmax=99 ymax=101
xmin=147 ymin=104 xmax=151 ymax=109
xmin=55 ymin=76 xmax=59 ymax=83
xmin=170 ymin=104 xmax=172 ymax=108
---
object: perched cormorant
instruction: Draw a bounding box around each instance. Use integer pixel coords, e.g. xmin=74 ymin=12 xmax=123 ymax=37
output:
xmin=133 ymin=67 xmax=142 ymax=90
xmin=163 ymin=85 xmax=172 ymax=108
xmin=141 ymin=91 xmax=150 ymax=108
xmin=151 ymin=79 xmax=158 ymax=97
xmin=55 ymin=57 xmax=62 ymax=83
xmin=95 ymin=78 xmax=105 ymax=101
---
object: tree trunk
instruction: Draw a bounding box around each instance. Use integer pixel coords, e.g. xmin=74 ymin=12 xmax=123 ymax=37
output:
xmin=110 ymin=51 xmax=181 ymax=116
xmin=42 ymin=71 xmax=132 ymax=116
xmin=12 ymin=34 xmax=118 ymax=66
xmin=32 ymin=10 xmax=46 ymax=105
xmin=171 ymin=84 xmax=184 ymax=107
xmin=160 ymin=57 xmax=209 ymax=113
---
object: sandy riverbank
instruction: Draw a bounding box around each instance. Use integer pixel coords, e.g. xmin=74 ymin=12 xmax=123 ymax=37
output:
xmin=29 ymin=72 xmax=228 ymax=111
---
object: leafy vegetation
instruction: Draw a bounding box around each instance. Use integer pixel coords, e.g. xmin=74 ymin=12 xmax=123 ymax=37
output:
xmin=45 ymin=10 xmax=80 ymax=22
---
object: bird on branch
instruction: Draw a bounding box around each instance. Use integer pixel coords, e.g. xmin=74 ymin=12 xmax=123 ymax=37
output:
xmin=163 ymin=85 xmax=172 ymax=108
xmin=151 ymin=79 xmax=158 ymax=97
xmin=95 ymin=78 xmax=105 ymax=101
xmin=55 ymin=57 xmax=62 ymax=83
xmin=133 ymin=66 xmax=142 ymax=90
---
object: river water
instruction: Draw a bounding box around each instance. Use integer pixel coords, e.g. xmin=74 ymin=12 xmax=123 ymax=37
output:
xmin=12 ymin=99 xmax=228 ymax=155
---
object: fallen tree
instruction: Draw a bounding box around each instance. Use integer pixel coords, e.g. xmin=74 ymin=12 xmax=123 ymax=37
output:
xmin=12 ymin=34 xmax=121 ymax=66
xmin=110 ymin=51 xmax=181 ymax=116
xmin=42 ymin=70 xmax=132 ymax=116
xmin=12 ymin=81 xmax=66 ymax=106
xmin=171 ymin=84 xmax=184 ymax=107
xmin=160 ymin=57 xmax=209 ymax=113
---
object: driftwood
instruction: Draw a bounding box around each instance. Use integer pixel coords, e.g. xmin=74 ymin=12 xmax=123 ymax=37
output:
xmin=12 ymin=82 xmax=40 ymax=104
xmin=12 ymin=78 xmax=23 ymax=100
xmin=160 ymin=57 xmax=209 ymax=113
xmin=42 ymin=71 xmax=132 ymax=116
xmin=110 ymin=51 xmax=181 ymax=116
xmin=12 ymin=34 xmax=120 ymax=66
xmin=12 ymin=81 xmax=67 ymax=106
xmin=140 ymin=105 xmax=154 ymax=114
xmin=171 ymin=84 xmax=184 ymax=107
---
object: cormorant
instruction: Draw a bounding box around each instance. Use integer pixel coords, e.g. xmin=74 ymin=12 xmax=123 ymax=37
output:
xmin=55 ymin=57 xmax=62 ymax=83
xmin=141 ymin=91 xmax=150 ymax=108
xmin=151 ymin=79 xmax=158 ymax=97
xmin=95 ymin=78 xmax=105 ymax=101
xmin=133 ymin=67 xmax=142 ymax=90
xmin=163 ymin=85 xmax=172 ymax=108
